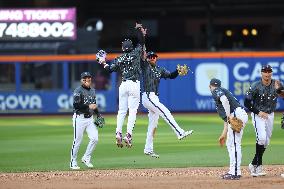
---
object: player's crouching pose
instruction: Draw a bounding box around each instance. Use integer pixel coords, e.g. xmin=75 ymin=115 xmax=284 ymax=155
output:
xmin=70 ymin=72 xmax=104 ymax=170
xmin=209 ymin=78 xmax=248 ymax=180
xmin=244 ymin=64 xmax=284 ymax=177
xmin=141 ymin=51 xmax=193 ymax=158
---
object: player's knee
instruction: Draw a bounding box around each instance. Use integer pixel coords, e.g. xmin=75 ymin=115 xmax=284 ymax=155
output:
xmin=128 ymin=109 xmax=137 ymax=115
xmin=118 ymin=110 xmax=127 ymax=116
xmin=90 ymin=138 xmax=98 ymax=144
xmin=257 ymin=138 xmax=266 ymax=145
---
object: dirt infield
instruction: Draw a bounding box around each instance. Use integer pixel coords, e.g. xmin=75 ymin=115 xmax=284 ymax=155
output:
xmin=1 ymin=166 xmax=284 ymax=189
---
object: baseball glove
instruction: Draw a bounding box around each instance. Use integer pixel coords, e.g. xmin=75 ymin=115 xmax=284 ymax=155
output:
xmin=96 ymin=50 xmax=107 ymax=64
xmin=94 ymin=115 xmax=105 ymax=128
xmin=228 ymin=117 xmax=243 ymax=133
xmin=177 ymin=64 xmax=189 ymax=76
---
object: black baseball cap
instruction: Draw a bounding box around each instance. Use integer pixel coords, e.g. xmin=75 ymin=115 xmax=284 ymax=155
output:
xmin=146 ymin=51 xmax=158 ymax=58
xmin=122 ymin=39 xmax=133 ymax=51
xmin=81 ymin=72 xmax=92 ymax=79
xmin=210 ymin=78 xmax=221 ymax=87
xmin=261 ymin=64 xmax=273 ymax=72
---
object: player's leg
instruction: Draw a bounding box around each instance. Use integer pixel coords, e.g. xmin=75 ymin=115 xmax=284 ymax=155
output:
xmin=124 ymin=81 xmax=140 ymax=147
xmin=82 ymin=117 xmax=99 ymax=168
xmin=250 ymin=112 xmax=267 ymax=176
xmin=145 ymin=93 xmax=192 ymax=139
xmin=144 ymin=110 xmax=159 ymax=156
xmin=226 ymin=126 xmax=243 ymax=177
xmin=116 ymin=82 xmax=128 ymax=147
xmin=70 ymin=115 xmax=87 ymax=169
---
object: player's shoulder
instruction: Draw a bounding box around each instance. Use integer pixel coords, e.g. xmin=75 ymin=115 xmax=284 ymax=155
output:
xmin=212 ymin=87 xmax=224 ymax=97
xmin=74 ymin=86 xmax=82 ymax=92
xmin=250 ymin=80 xmax=262 ymax=89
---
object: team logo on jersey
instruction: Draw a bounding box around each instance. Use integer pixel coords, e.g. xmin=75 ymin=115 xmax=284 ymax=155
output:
xmin=195 ymin=63 xmax=229 ymax=96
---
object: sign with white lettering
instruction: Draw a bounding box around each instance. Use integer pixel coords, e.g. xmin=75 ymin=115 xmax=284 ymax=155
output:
xmin=0 ymin=8 xmax=76 ymax=40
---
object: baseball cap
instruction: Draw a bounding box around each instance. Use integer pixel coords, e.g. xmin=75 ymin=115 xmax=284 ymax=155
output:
xmin=261 ymin=64 xmax=273 ymax=72
xmin=210 ymin=78 xmax=221 ymax=87
xmin=122 ymin=39 xmax=133 ymax=51
xmin=146 ymin=51 xmax=158 ymax=58
xmin=81 ymin=72 xmax=92 ymax=79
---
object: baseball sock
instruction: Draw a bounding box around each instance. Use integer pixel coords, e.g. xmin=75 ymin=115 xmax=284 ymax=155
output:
xmin=252 ymin=143 xmax=261 ymax=165
xmin=258 ymin=145 xmax=266 ymax=166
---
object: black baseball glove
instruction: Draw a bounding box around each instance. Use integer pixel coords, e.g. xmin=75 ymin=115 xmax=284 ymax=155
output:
xmin=94 ymin=115 xmax=105 ymax=128
xmin=281 ymin=113 xmax=284 ymax=129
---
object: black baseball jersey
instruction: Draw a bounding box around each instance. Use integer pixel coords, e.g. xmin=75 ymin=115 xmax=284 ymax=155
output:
xmin=73 ymin=85 xmax=96 ymax=115
xmin=244 ymin=79 xmax=279 ymax=114
xmin=211 ymin=87 xmax=241 ymax=121
xmin=106 ymin=44 xmax=143 ymax=81
xmin=141 ymin=60 xmax=178 ymax=95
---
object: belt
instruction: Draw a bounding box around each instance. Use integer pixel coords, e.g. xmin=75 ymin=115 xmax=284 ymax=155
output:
xmin=122 ymin=79 xmax=139 ymax=82
xmin=145 ymin=91 xmax=159 ymax=96
xmin=75 ymin=113 xmax=92 ymax=118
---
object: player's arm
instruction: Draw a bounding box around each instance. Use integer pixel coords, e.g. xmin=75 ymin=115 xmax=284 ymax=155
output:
xmin=244 ymin=85 xmax=260 ymax=115
xmin=275 ymin=80 xmax=284 ymax=98
xmin=161 ymin=68 xmax=179 ymax=79
xmin=220 ymin=95 xmax=232 ymax=121
xmin=219 ymin=121 xmax=228 ymax=147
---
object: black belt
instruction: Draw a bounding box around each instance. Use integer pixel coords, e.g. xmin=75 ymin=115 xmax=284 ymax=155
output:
xmin=146 ymin=92 xmax=159 ymax=96
xmin=122 ymin=79 xmax=138 ymax=82
xmin=76 ymin=113 xmax=92 ymax=118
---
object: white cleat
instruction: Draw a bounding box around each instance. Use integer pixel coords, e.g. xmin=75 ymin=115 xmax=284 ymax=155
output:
xmin=144 ymin=151 xmax=160 ymax=158
xmin=248 ymin=163 xmax=256 ymax=176
xmin=178 ymin=130 xmax=193 ymax=140
xmin=81 ymin=158 xmax=94 ymax=168
xmin=255 ymin=165 xmax=266 ymax=176
xmin=281 ymin=173 xmax=284 ymax=178
xmin=70 ymin=162 xmax=80 ymax=170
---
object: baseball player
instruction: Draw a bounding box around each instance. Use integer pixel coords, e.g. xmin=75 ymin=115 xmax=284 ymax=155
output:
xmin=70 ymin=72 xmax=100 ymax=170
xmin=97 ymin=23 xmax=146 ymax=148
xmin=244 ymin=64 xmax=284 ymax=177
xmin=209 ymin=78 xmax=248 ymax=180
xmin=141 ymin=51 xmax=193 ymax=158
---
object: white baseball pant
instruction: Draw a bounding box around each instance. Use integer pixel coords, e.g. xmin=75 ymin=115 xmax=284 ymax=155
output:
xmin=142 ymin=92 xmax=185 ymax=153
xmin=116 ymin=80 xmax=140 ymax=136
xmin=70 ymin=114 xmax=98 ymax=165
xmin=251 ymin=112 xmax=274 ymax=147
xmin=226 ymin=107 xmax=248 ymax=176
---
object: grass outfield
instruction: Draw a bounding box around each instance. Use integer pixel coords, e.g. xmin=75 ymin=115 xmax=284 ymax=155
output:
xmin=0 ymin=113 xmax=284 ymax=173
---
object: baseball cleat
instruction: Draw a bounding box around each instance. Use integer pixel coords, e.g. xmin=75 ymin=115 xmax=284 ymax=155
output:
xmin=81 ymin=158 xmax=94 ymax=168
xmin=123 ymin=133 xmax=132 ymax=148
xmin=255 ymin=165 xmax=266 ymax=176
xmin=70 ymin=162 xmax=80 ymax=170
xmin=248 ymin=163 xmax=257 ymax=176
xmin=178 ymin=130 xmax=193 ymax=140
xmin=221 ymin=173 xmax=241 ymax=180
xmin=116 ymin=132 xmax=123 ymax=148
xmin=281 ymin=173 xmax=284 ymax=178
xmin=144 ymin=151 xmax=160 ymax=158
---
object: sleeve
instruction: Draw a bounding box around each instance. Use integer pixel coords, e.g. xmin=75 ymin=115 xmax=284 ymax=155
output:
xmin=212 ymin=88 xmax=225 ymax=101
xmin=244 ymin=83 xmax=260 ymax=114
xmin=106 ymin=58 xmax=121 ymax=73
xmin=136 ymin=27 xmax=145 ymax=47
xmin=160 ymin=67 xmax=178 ymax=79
xmin=73 ymin=89 xmax=89 ymax=113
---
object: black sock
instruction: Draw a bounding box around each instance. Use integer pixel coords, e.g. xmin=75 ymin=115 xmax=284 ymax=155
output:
xmin=252 ymin=143 xmax=261 ymax=165
xmin=258 ymin=145 xmax=266 ymax=166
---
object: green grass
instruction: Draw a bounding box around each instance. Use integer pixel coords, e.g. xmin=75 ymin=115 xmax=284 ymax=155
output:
xmin=0 ymin=113 xmax=284 ymax=172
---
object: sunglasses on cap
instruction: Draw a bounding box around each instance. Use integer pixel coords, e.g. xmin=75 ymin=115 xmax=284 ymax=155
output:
xmin=147 ymin=55 xmax=157 ymax=59
xmin=261 ymin=69 xmax=272 ymax=73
